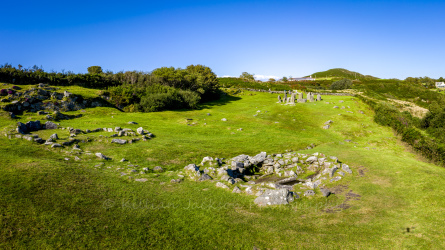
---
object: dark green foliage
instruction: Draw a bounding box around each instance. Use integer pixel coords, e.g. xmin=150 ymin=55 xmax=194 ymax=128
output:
xmin=87 ymin=66 xmax=103 ymax=74
xmin=107 ymin=65 xmax=216 ymax=112
xmin=331 ymin=78 xmax=352 ymax=90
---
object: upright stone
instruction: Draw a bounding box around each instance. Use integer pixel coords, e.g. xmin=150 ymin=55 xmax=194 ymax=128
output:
xmin=284 ymin=91 xmax=287 ymax=101
xmin=317 ymin=94 xmax=322 ymax=101
xmin=290 ymin=93 xmax=296 ymax=104
xmin=309 ymin=93 xmax=314 ymax=102
xmin=298 ymin=92 xmax=304 ymax=99
xmin=278 ymin=95 xmax=282 ymax=103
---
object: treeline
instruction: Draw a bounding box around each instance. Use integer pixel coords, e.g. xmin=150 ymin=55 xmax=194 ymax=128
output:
xmin=0 ymin=63 xmax=121 ymax=88
xmin=0 ymin=63 xmax=221 ymax=112
xmin=218 ymin=77 xmax=307 ymax=91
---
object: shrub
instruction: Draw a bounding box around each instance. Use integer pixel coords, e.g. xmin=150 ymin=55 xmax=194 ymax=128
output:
xmin=331 ymin=78 xmax=352 ymax=90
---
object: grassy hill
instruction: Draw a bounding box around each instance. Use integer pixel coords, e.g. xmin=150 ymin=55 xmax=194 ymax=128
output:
xmin=1 ymin=84 xmax=445 ymax=248
xmin=307 ymin=68 xmax=379 ymax=80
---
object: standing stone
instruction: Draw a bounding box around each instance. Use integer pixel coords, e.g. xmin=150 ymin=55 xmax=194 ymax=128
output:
xmin=290 ymin=93 xmax=296 ymax=104
xmin=284 ymin=91 xmax=287 ymax=102
xmin=317 ymin=94 xmax=322 ymax=101
xmin=298 ymin=92 xmax=304 ymax=99
xmin=309 ymin=93 xmax=314 ymax=102
xmin=278 ymin=95 xmax=282 ymax=103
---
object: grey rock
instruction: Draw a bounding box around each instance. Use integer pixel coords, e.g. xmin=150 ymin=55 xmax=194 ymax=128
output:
xmin=341 ymin=164 xmax=352 ymax=174
xmin=304 ymin=190 xmax=315 ymax=197
xmin=120 ymin=158 xmax=127 ymax=162
xmin=51 ymin=143 xmax=63 ymax=148
xmin=320 ymin=188 xmax=331 ymax=197
xmin=153 ymin=166 xmax=164 ymax=172
xmin=250 ymin=151 xmax=267 ymax=165
xmin=232 ymin=186 xmax=242 ymax=193
xmin=323 ymin=125 xmax=330 ymax=129
xmin=198 ymin=174 xmax=212 ymax=181
xmin=333 ymin=106 xmax=339 ymax=109
xmin=50 ymin=133 xmax=58 ymax=140
xmin=136 ymin=127 xmax=144 ymax=135
xmin=135 ymin=178 xmax=148 ymax=182
xmin=95 ymin=152 xmax=110 ymax=160
xmin=111 ymin=139 xmax=127 ymax=144
xmin=254 ymin=189 xmax=294 ymax=206
xmin=44 ymin=121 xmax=58 ymax=130
xmin=330 ymin=176 xmax=341 ymax=182
xmin=221 ymin=118 xmax=227 ymax=121
xmin=127 ymin=121 xmax=138 ymax=124
xmin=329 ymin=166 xmax=338 ymax=178
xmin=306 ymin=156 xmax=318 ymax=163
xmin=216 ymin=182 xmax=229 ymax=189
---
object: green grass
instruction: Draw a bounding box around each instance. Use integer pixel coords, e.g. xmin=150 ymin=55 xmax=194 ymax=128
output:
xmin=1 ymin=87 xmax=445 ymax=248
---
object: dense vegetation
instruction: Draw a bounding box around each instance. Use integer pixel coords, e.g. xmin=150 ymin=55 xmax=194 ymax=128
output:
xmin=106 ymin=65 xmax=219 ymax=112
xmin=0 ymin=63 xmax=221 ymax=112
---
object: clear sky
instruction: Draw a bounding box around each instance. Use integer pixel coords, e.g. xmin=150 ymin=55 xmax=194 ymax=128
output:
xmin=1 ymin=0 xmax=444 ymax=80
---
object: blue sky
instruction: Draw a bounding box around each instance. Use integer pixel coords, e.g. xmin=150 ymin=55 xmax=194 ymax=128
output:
xmin=1 ymin=0 xmax=444 ymax=79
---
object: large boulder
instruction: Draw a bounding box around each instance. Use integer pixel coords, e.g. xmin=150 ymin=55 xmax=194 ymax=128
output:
xmin=45 ymin=121 xmax=58 ymax=129
xmin=254 ymin=189 xmax=294 ymax=206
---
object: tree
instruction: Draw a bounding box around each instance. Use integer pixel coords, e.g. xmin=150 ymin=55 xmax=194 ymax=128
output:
xmin=268 ymin=78 xmax=276 ymax=82
xmin=281 ymin=76 xmax=288 ymax=82
xmin=87 ymin=66 xmax=103 ymax=74
xmin=240 ymin=72 xmax=255 ymax=82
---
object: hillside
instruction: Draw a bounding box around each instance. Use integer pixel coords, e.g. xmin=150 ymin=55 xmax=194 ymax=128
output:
xmin=307 ymin=68 xmax=379 ymax=80
xmin=1 ymin=83 xmax=445 ymax=248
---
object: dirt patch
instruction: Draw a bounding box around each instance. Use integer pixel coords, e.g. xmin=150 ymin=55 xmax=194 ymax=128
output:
xmin=355 ymin=166 xmax=368 ymax=177
xmin=388 ymin=98 xmax=429 ymax=118
xmin=329 ymin=185 xmax=349 ymax=195
xmin=324 ymin=190 xmax=361 ymax=213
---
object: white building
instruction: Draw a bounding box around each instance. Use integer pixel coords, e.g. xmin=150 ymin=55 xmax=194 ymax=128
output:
xmin=436 ymin=82 xmax=445 ymax=88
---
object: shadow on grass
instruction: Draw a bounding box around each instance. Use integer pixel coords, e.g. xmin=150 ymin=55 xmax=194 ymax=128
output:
xmin=197 ymin=94 xmax=242 ymax=110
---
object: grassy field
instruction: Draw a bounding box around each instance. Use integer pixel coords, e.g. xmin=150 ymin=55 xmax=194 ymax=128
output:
xmin=1 ymin=86 xmax=445 ymax=249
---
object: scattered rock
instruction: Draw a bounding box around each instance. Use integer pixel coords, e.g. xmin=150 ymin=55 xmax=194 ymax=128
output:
xmin=128 ymin=121 xmax=138 ymax=124
xmin=45 ymin=121 xmax=58 ymax=130
xmin=111 ymin=139 xmax=127 ymax=144
xmin=135 ymin=178 xmax=148 ymax=182
xmin=221 ymin=118 xmax=227 ymax=121
xmin=304 ymin=190 xmax=315 ymax=197
xmin=198 ymin=174 xmax=212 ymax=181
xmin=232 ymin=186 xmax=241 ymax=193
xmin=96 ymin=153 xmax=110 ymax=160
xmin=216 ymin=182 xmax=229 ymax=189
xmin=50 ymin=133 xmax=58 ymax=140
xmin=320 ymin=188 xmax=331 ymax=197
xmin=153 ymin=166 xmax=164 ymax=172
xmin=51 ymin=143 xmax=62 ymax=148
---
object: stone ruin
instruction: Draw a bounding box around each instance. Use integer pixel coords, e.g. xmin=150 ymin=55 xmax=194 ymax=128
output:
xmin=181 ymin=151 xmax=353 ymax=206
xmin=277 ymin=91 xmax=322 ymax=105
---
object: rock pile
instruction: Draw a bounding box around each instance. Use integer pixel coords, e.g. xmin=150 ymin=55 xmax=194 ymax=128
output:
xmin=182 ymin=151 xmax=352 ymax=206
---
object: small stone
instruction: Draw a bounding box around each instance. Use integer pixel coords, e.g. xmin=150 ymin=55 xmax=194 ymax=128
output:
xmin=95 ymin=152 xmax=110 ymax=160
xmin=227 ymin=185 xmax=241 ymax=194
xmin=51 ymin=143 xmax=63 ymax=148
xmin=221 ymin=118 xmax=227 ymax=121
xmin=153 ymin=166 xmax=164 ymax=172
xmin=111 ymin=139 xmax=127 ymax=144
xmin=120 ymin=158 xmax=127 ymax=162
xmin=304 ymin=190 xmax=315 ymax=197
xmin=128 ymin=121 xmax=138 ymax=124
xmin=216 ymin=182 xmax=229 ymax=189
xmin=135 ymin=178 xmax=148 ymax=182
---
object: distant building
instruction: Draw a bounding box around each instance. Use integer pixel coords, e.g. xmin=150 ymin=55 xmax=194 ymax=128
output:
xmin=289 ymin=76 xmax=316 ymax=82
xmin=436 ymin=82 xmax=445 ymax=88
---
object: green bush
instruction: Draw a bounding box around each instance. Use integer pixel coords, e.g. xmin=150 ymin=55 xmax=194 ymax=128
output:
xmin=330 ymin=78 xmax=352 ymax=90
